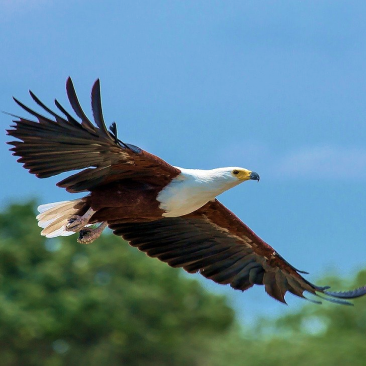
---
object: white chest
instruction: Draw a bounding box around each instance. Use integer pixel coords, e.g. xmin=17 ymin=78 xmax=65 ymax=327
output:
xmin=156 ymin=168 xmax=239 ymax=217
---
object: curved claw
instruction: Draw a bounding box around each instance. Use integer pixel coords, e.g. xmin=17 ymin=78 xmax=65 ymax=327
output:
xmin=77 ymin=222 xmax=108 ymax=244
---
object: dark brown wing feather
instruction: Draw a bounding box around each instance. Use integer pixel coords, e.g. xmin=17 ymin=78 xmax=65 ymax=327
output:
xmin=109 ymin=199 xmax=366 ymax=305
xmin=7 ymin=77 xmax=180 ymax=193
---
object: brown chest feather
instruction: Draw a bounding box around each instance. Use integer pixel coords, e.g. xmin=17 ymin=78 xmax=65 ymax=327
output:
xmin=88 ymin=181 xmax=165 ymax=223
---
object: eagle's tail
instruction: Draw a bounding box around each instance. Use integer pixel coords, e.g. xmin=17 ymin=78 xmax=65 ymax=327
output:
xmin=37 ymin=198 xmax=87 ymax=238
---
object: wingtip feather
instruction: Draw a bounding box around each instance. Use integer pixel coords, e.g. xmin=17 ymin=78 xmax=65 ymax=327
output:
xmin=90 ymin=78 xmax=111 ymax=139
xmin=65 ymin=77 xmax=95 ymax=131
xmin=323 ymin=286 xmax=366 ymax=299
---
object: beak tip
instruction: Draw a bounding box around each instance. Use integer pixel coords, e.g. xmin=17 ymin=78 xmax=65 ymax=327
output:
xmin=250 ymin=172 xmax=260 ymax=182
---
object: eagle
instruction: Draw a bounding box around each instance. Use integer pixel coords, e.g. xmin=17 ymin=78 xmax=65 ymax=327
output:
xmin=7 ymin=78 xmax=366 ymax=305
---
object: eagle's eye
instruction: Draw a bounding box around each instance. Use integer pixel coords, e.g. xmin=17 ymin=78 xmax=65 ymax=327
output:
xmin=233 ymin=170 xmax=240 ymax=175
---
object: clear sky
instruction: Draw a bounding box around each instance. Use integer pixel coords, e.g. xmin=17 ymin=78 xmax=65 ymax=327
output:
xmin=1 ymin=0 xmax=366 ymax=324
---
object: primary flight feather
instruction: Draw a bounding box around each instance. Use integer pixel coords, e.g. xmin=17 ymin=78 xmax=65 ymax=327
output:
xmin=7 ymin=78 xmax=366 ymax=305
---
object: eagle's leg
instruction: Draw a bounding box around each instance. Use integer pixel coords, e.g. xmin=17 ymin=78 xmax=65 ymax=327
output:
xmin=77 ymin=222 xmax=108 ymax=244
xmin=66 ymin=207 xmax=96 ymax=232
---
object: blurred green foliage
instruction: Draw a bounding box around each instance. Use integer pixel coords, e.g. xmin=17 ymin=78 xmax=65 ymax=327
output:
xmin=0 ymin=201 xmax=235 ymax=365
xmin=0 ymin=201 xmax=365 ymax=366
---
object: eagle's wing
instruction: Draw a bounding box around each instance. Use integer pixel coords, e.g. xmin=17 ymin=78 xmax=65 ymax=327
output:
xmin=7 ymin=78 xmax=180 ymax=193
xmin=109 ymin=199 xmax=366 ymax=305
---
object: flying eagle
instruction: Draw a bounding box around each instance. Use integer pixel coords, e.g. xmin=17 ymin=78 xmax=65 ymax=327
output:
xmin=7 ymin=78 xmax=366 ymax=305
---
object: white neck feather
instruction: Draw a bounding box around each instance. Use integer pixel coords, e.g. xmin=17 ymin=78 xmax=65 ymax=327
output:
xmin=157 ymin=167 xmax=242 ymax=217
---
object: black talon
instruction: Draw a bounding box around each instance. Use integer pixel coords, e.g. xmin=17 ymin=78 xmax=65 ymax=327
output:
xmin=79 ymin=228 xmax=91 ymax=239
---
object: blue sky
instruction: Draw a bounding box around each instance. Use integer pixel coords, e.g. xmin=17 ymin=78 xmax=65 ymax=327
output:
xmin=1 ymin=1 xmax=366 ymax=324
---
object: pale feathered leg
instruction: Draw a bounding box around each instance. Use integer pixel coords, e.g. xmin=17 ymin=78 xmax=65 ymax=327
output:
xmin=77 ymin=222 xmax=108 ymax=244
xmin=66 ymin=207 xmax=96 ymax=232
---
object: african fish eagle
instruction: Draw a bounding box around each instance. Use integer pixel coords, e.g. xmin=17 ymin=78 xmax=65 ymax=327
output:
xmin=6 ymin=78 xmax=366 ymax=305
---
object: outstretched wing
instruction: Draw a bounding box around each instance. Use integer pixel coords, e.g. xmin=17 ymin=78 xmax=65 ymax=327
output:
xmin=109 ymin=199 xmax=366 ymax=305
xmin=7 ymin=78 xmax=180 ymax=193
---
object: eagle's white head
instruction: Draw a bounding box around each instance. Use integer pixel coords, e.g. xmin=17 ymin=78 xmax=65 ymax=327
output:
xmin=203 ymin=167 xmax=260 ymax=182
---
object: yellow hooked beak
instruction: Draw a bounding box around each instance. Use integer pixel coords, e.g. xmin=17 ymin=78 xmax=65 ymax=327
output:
xmin=233 ymin=169 xmax=260 ymax=181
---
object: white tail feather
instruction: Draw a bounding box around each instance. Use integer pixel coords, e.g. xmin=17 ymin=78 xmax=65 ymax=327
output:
xmin=37 ymin=199 xmax=85 ymax=238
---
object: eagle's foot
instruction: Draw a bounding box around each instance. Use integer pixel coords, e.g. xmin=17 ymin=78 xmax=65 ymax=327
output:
xmin=77 ymin=222 xmax=108 ymax=244
xmin=66 ymin=207 xmax=96 ymax=232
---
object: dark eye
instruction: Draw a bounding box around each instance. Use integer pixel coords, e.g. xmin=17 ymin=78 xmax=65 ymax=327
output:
xmin=233 ymin=170 xmax=239 ymax=175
